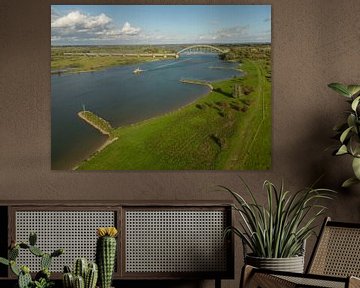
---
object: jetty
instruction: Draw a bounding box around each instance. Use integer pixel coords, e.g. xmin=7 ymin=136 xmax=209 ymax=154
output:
xmin=78 ymin=111 xmax=113 ymax=136
xmin=180 ymin=79 xmax=213 ymax=90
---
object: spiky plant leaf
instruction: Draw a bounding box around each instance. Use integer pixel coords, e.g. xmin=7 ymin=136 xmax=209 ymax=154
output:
xmin=222 ymin=180 xmax=335 ymax=258
xmin=328 ymin=83 xmax=352 ymax=97
xmin=342 ymin=177 xmax=360 ymax=188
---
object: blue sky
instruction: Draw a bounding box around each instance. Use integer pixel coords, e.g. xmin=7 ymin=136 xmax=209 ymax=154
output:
xmin=51 ymin=5 xmax=271 ymax=45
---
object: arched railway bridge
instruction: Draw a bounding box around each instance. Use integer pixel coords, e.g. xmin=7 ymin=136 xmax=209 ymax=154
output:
xmin=63 ymin=45 xmax=228 ymax=59
xmin=177 ymin=44 xmax=228 ymax=55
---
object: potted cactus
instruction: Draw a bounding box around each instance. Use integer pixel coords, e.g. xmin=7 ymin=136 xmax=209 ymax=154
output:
xmin=0 ymin=232 xmax=63 ymax=288
xmin=63 ymin=258 xmax=98 ymax=288
xmin=96 ymin=227 xmax=118 ymax=288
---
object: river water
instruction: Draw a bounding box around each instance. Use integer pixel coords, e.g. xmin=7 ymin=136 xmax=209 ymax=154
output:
xmin=51 ymin=54 xmax=242 ymax=169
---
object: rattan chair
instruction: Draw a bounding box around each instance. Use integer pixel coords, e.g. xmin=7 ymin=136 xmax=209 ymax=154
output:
xmin=241 ymin=217 xmax=360 ymax=288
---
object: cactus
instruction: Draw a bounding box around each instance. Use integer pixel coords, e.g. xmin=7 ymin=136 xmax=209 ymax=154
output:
xmin=96 ymin=227 xmax=118 ymax=288
xmin=63 ymin=272 xmax=74 ymax=288
xmin=63 ymin=260 xmax=98 ymax=288
xmin=85 ymin=263 xmax=98 ymax=288
xmin=64 ymin=265 xmax=72 ymax=273
xmin=19 ymin=243 xmax=29 ymax=249
xmin=9 ymin=247 xmax=19 ymax=260
xmin=19 ymin=272 xmax=32 ymax=288
xmin=18 ymin=268 xmax=32 ymax=288
xmin=74 ymin=258 xmax=88 ymax=279
xmin=74 ymin=275 xmax=85 ymax=288
xmin=51 ymin=248 xmax=64 ymax=258
xmin=35 ymin=268 xmax=50 ymax=281
xmin=29 ymin=232 xmax=37 ymax=246
xmin=0 ymin=232 xmax=63 ymax=288
xmin=29 ymin=246 xmax=44 ymax=257
xmin=41 ymin=253 xmax=52 ymax=270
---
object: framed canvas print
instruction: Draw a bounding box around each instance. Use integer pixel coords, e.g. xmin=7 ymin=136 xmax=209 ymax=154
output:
xmin=51 ymin=4 xmax=271 ymax=170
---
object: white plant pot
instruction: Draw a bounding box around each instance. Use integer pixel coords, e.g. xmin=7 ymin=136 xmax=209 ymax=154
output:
xmin=245 ymin=254 xmax=305 ymax=273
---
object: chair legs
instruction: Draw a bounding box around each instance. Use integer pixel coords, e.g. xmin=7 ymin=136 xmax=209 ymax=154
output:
xmin=240 ymin=265 xmax=296 ymax=288
xmin=349 ymin=276 xmax=360 ymax=288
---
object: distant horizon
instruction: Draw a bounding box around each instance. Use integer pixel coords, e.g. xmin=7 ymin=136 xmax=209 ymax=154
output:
xmin=51 ymin=42 xmax=271 ymax=47
xmin=51 ymin=5 xmax=271 ymax=46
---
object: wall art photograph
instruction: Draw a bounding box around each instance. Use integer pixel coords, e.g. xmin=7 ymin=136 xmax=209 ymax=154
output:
xmin=51 ymin=5 xmax=271 ymax=170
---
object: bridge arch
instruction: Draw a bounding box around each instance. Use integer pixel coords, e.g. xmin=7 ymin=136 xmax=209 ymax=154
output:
xmin=177 ymin=45 xmax=227 ymax=55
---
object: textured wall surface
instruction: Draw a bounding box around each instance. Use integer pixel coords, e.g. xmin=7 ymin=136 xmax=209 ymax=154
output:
xmin=0 ymin=0 xmax=360 ymax=287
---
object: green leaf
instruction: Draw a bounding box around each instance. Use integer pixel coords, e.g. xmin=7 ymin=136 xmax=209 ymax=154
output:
xmin=336 ymin=144 xmax=348 ymax=155
xmin=348 ymin=85 xmax=360 ymax=97
xmin=333 ymin=122 xmax=347 ymax=132
xmin=348 ymin=135 xmax=360 ymax=156
xmin=351 ymin=96 xmax=360 ymax=111
xmin=352 ymin=157 xmax=360 ymax=179
xmin=348 ymin=114 xmax=356 ymax=127
xmin=340 ymin=127 xmax=353 ymax=143
xmin=328 ymin=83 xmax=352 ymax=97
xmin=342 ymin=177 xmax=360 ymax=188
xmin=10 ymin=261 xmax=20 ymax=276
xmin=0 ymin=257 xmax=9 ymax=266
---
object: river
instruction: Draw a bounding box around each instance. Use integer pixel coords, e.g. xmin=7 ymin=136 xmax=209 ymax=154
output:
xmin=51 ymin=54 xmax=242 ymax=169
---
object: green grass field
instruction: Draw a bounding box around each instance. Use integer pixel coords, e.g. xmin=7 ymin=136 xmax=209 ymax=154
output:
xmin=51 ymin=46 xmax=175 ymax=74
xmin=77 ymin=59 xmax=271 ymax=170
xmin=51 ymin=55 xmax=158 ymax=74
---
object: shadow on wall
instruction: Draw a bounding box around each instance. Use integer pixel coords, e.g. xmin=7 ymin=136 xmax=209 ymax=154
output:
xmin=277 ymin=111 xmax=360 ymax=267
xmin=302 ymin=113 xmax=360 ymax=222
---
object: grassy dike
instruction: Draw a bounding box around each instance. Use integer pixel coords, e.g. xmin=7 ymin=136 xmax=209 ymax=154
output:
xmin=51 ymin=55 xmax=159 ymax=74
xmin=76 ymin=59 xmax=271 ymax=170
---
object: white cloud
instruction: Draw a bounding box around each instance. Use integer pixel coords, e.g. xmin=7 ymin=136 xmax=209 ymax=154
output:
xmin=198 ymin=25 xmax=270 ymax=43
xmin=51 ymin=10 xmax=141 ymax=43
xmin=52 ymin=11 xmax=112 ymax=29
xmin=121 ymin=22 xmax=141 ymax=35
xmin=199 ymin=25 xmax=250 ymax=42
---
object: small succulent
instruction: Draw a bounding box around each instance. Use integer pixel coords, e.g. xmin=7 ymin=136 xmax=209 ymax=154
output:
xmin=32 ymin=278 xmax=54 ymax=288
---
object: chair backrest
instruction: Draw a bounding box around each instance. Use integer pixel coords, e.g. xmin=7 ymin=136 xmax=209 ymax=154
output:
xmin=307 ymin=217 xmax=360 ymax=277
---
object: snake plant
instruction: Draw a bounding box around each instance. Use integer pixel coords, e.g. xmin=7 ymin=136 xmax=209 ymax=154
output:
xmin=328 ymin=83 xmax=360 ymax=187
xmin=222 ymin=179 xmax=334 ymax=258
